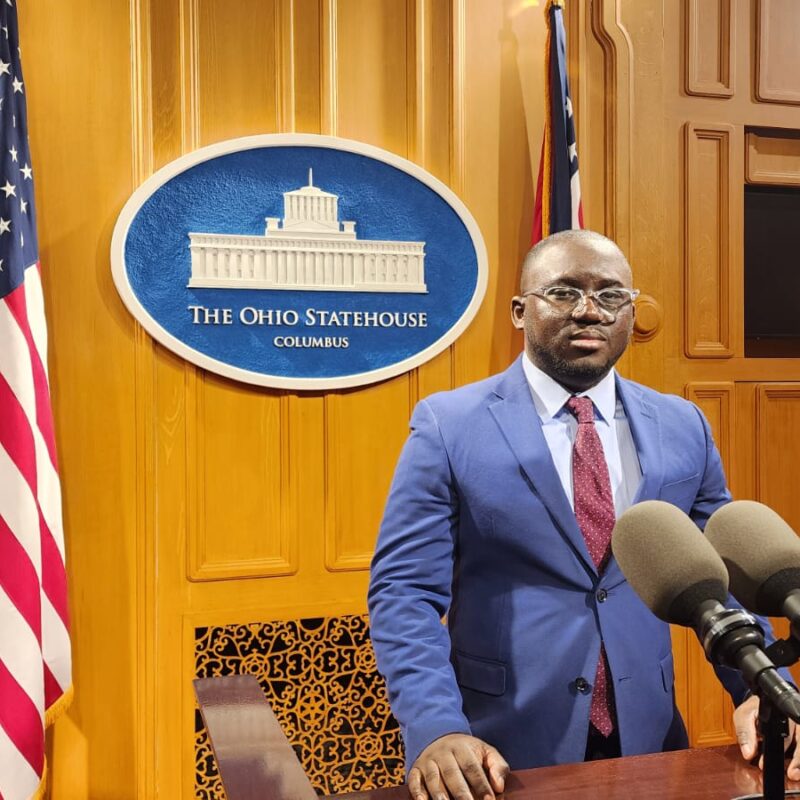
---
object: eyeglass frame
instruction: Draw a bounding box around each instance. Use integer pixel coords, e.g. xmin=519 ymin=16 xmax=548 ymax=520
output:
xmin=519 ymin=285 xmax=640 ymax=317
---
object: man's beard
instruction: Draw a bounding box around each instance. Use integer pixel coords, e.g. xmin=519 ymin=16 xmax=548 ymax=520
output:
xmin=531 ymin=341 xmax=622 ymax=386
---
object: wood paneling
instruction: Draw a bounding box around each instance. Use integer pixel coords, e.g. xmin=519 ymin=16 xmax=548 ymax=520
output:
xmin=24 ymin=0 xmax=544 ymax=795
xmin=324 ymin=384 xmax=412 ymax=572
xmin=685 ymin=0 xmax=734 ymax=98
xmin=746 ymin=131 xmax=800 ymax=186
xmin=685 ymin=383 xmax=734 ymax=471
xmin=756 ymin=385 xmax=800 ymax=533
xmin=756 ymin=0 xmax=800 ymax=105
xmin=195 ymin=0 xmax=281 ymax=143
xmin=29 ymin=0 xmax=800 ymax=793
xmin=687 ymin=645 xmax=735 ymax=747
xmin=186 ymin=377 xmax=298 ymax=581
xmin=684 ymin=123 xmax=735 ymax=359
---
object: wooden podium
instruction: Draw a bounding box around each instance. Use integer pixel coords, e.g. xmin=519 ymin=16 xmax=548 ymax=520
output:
xmin=195 ymin=676 xmax=800 ymax=800
xmin=339 ymin=747 xmax=800 ymax=800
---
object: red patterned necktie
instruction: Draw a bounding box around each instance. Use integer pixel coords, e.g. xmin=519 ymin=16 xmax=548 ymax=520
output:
xmin=566 ymin=395 xmax=615 ymax=737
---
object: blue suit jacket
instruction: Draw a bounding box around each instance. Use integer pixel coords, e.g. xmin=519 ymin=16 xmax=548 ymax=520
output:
xmin=368 ymin=358 xmax=750 ymax=771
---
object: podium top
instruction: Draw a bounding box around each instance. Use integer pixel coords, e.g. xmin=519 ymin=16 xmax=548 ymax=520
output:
xmin=335 ymin=746 xmax=800 ymax=800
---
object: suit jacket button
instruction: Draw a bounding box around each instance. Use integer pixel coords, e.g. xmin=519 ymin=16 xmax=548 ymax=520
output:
xmin=575 ymin=677 xmax=590 ymax=694
xmin=597 ymin=589 xmax=608 ymax=603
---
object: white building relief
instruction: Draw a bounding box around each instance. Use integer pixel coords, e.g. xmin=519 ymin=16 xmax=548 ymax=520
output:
xmin=187 ymin=170 xmax=427 ymax=293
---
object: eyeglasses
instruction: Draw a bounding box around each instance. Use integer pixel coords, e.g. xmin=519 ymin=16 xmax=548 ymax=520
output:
xmin=521 ymin=285 xmax=640 ymax=315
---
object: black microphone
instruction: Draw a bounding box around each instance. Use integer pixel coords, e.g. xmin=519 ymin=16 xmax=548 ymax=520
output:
xmin=612 ymin=500 xmax=800 ymax=722
xmin=706 ymin=500 xmax=800 ymax=639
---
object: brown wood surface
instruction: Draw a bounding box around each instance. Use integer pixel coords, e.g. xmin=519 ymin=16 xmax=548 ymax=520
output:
xmin=194 ymin=675 xmax=317 ymax=800
xmin=336 ymin=746 xmax=800 ymax=800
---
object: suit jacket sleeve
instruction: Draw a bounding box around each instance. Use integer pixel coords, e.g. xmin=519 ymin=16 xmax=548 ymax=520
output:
xmin=688 ymin=403 xmax=791 ymax=704
xmin=367 ymin=398 xmax=471 ymax=769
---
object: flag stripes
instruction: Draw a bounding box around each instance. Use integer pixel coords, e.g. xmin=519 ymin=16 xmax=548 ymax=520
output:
xmin=532 ymin=0 xmax=583 ymax=244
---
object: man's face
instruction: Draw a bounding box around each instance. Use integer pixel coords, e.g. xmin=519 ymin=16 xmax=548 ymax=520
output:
xmin=510 ymin=238 xmax=636 ymax=392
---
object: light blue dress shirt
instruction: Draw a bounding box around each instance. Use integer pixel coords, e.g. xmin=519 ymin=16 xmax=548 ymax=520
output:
xmin=521 ymin=353 xmax=642 ymax=517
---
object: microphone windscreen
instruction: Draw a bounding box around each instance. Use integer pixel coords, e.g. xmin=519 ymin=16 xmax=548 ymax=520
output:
xmin=705 ymin=500 xmax=800 ymax=615
xmin=612 ymin=500 xmax=729 ymax=625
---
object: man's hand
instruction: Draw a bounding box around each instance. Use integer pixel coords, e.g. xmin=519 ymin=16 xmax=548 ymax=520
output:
xmin=734 ymin=694 xmax=800 ymax=780
xmin=408 ymin=733 xmax=510 ymax=800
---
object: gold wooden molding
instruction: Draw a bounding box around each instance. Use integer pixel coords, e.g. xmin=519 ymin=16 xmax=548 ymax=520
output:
xmin=684 ymin=382 xmax=734 ymax=470
xmin=756 ymin=0 xmax=800 ymax=106
xmin=685 ymin=0 xmax=735 ymax=98
xmin=755 ymin=384 xmax=800 ymax=501
xmin=587 ymin=0 xmax=634 ymax=252
xmin=632 ymin=293 xmax=662 ymax=343
xmin=683 ymin=123 xmax=735 ymax=359
xmin=746 ymin=132 xmax=800 ymax=186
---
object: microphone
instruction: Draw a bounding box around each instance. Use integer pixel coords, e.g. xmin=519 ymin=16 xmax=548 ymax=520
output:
xmin=612 ymin=500 xmax=800 ymax=722
xmin=705 ymin=500 xmax=800 ymax=635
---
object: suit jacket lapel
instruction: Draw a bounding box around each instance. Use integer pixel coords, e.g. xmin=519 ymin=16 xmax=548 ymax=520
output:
xmin=488 ymin=359 xmax=597 ymax=578
xmin=603 ymin=375 xmax=665 ymax=586
xmin=615 ymin=376 xmax=664 ymax=504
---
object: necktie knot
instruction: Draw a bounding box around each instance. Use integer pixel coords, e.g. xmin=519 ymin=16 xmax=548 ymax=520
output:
xmin=566 ymin=395 xmax=595 ymax=424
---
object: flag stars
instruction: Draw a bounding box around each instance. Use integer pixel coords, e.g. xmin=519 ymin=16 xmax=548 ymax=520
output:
xmin=0 ymin=60 xmax=9 ymax=76
xmin=9 ymin=145 xmax=17 ymax=162
xmin=12 ymin=77 xmax=22 ymax=94
xmin=1 ymin=26 xmax=8 ymax=39
xmin=0 ymin=217 xmax=11 ymax=234
xmin=20 ymin=163 xmax=30 ymax=180
xmin=20 ymin=198 xmax=27 ymax=213
xmin=2 ymin=180 xmax=16 ymax=198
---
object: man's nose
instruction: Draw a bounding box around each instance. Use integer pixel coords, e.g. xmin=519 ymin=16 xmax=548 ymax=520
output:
xmin=570 ymin=294 xmax=607 ymax=321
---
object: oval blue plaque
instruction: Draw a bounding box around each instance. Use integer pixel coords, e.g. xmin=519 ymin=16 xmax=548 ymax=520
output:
xmin=111 ymin=134 xmax=488 ymax=389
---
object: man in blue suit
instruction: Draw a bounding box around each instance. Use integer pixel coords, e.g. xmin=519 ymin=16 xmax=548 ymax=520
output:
xmin=368 ymin=230 xmax=793 ymax=799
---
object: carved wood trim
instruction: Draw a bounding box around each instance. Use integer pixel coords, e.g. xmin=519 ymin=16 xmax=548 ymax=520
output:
xmin=684 ymin=123 xmax=734 ymax=359
xmin=587 ymin=0 xmax=634 ymax=252
xmin=684 ymin=382 xmax=734 ymax=470
xmin=746 ymin=132 xmax=800 ymax=186
xmin=186 ymin=379 xmax=297 ymax=581
xmin=755 ymin=384 xmax=800 ymax=501
xmin=685 ymin=0 xmax=734 ymax=98
xmin=756 ymin=0 xmax=800 ymax=106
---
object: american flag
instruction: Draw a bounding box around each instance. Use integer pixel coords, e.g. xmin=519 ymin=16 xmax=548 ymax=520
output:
xmin=0 ymin=3 xmax=71 ymax=799
xmin=532 ymin=0 xmax=583 ymax=243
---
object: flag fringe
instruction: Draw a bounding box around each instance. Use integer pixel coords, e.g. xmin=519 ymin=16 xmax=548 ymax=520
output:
xmin=45 ymin=683 xmax=74 ymax=728
xmin=32 ymin=760 xmax=48 ymax=800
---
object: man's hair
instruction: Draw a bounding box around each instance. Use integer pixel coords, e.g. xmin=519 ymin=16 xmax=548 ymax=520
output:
xmin=520 ymin=229 xmax=630 ymax=289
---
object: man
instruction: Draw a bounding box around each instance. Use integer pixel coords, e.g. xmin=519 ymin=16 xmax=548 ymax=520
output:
xmin=368 ymin=230 xmax=797 ymax=799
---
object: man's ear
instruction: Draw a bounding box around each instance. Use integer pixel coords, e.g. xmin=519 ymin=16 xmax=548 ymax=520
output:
xmin=510 ymin=297 xmax=525 ymax=330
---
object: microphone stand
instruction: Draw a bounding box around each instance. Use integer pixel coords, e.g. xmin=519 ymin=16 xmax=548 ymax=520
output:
xmin=760 ymin=637 xmax=800 ymax=800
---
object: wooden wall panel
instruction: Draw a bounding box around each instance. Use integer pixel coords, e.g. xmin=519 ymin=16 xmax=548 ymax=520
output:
xmin=685 ymin=0 xmax=734 ymax=98
xmin=187 ymin=378 xmax=297 ymax=580
xmin=20 ymin=1 xmax=141 ymax=796
xmin=686 ymin=646 xmax=735 ymax=746
xmin=756 ymin=0 xmax=800 ymax=105
xmin=756 ymin=385 xmax=800 ymax=533
xmin=195 ymin=0 xmax=281 ymax=143
xmin=325 ymin=385 xmax=412 ymax=571
xmin=746 ymin=131 xmax=800 ymax=186
xmin=335 ymin=0 xmax=411 ymax=153
xmin=685 ymin=383 xmax=734 ymax=471
xmin=682 ymin=382 xmax=737 ymax=747
xmin=684 ymin=123 xmax=735 ymax=359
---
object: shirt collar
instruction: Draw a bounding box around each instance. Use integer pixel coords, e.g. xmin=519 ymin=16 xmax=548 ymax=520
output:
xmin=521 ymin=352 xmax=617 ymax=424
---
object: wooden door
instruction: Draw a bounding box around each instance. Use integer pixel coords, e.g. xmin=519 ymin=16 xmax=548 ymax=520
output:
xmin=572 ymin=0 xmax=800 ymax=748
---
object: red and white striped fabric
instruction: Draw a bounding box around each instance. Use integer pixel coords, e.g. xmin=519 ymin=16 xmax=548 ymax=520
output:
xmin=0 ymin=4 xmax=71 ymax=798
xmin=0 ymin=265 xmax=71 ymax=799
